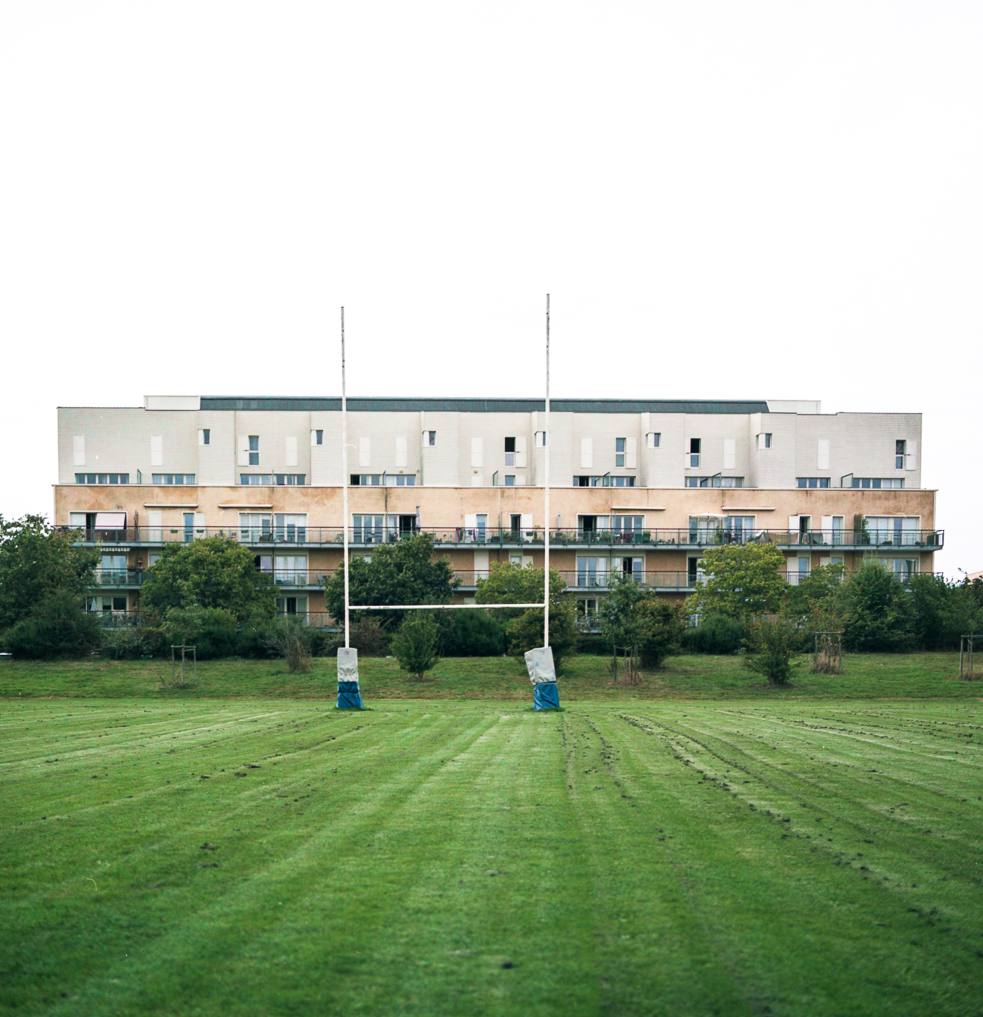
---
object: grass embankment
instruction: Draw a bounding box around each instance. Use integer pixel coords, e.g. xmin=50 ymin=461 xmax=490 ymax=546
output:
xmin=0 ymin=651 xmax=979 ymax=700
xmin=2 ymin=700 xmax=982 ymax=1015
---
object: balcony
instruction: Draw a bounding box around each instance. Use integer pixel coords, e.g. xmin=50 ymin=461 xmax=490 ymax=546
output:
xmin=66 ymin=525 xmax=944 ymax=552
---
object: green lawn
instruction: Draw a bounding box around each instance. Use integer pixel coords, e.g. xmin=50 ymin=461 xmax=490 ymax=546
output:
xmin=1 ymin=651 xmax=981 ymax=700
xmin=2 ymin=695 xmax=982 ymax=1015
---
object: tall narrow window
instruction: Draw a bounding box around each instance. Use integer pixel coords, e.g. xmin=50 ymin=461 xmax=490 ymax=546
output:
xmin=895 ymin=440 xmax=906 ymax=469
xmin=505 ymin=436 xmax=516 ymax=466
xmin=316 ymin=430 xmax=323 ymax=445
xmin=689 ymin=438 xmax=701 ymax=468
xmin=248 ymin=435 xmax=259 ymax=466
xmin=615 ymin=438 xmax=626 ymax=467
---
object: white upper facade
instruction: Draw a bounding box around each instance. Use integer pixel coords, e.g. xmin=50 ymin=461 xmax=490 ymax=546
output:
xmin=59 ymin=396 xmax=923 ymax=491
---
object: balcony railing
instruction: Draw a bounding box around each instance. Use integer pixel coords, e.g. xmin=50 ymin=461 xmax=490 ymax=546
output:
xmin=68 ymin=525 xmax=944 ymax=551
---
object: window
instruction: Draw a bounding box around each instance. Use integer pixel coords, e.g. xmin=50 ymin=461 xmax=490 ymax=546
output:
xmin=724 ymin=516 xmax=754 ymax=544
xmin=573 ymin=475 xmax=636 ymax=487
xmin=274 ymin=555 xmax=307 ymax=584
xmin=797 ymin=477 xmax=830 ymax=488
xmin=85 ymin=596 xmax=127 ymax=613
xmin=612 ymin=515 xmax=643 ymax=542
xmin=758 ymin=433 xmax=772 ymax=449
xmin=315 ymin=430 xmax=323 ymax=445
xmin=428 ymin=431 xmax=436 ymax=446
xmin=99 ymin=554 xmax=128 ymax=583
xmin=576 ymin=556 xmax=608 ymax=588
xmin=647 ymin=432 xmax=660 ymax=448
xmin=896 ymin=440 xmax=906 ymax=469
xmin=353 ymin=514 xmax=385 ymax=543
xmin=275 ymin=514 xmax=307 ymax=543
xmin=248 ymin=435 xmax=259 ymax=466
xmin=152 ymin=474 xmax=195 ymax=485
xmin=202 ymin=429 xmax=210 ymax=445
xmin=685 ymin=476 xmax=744 ymax=488
xmin=274 ymin=474 xmax=306 ymax=485
xmin=75 ymin=473 xmax=130 ymax=484
xmin=351 ymin=474 xmax=414 ymax=486
xmin=689 ymin=438 xmax=701 ymax=468
xmin=615 ymin=438 xmax=626 ymax=467
xmin=505 ymin=475 xmax=515 ymax=486
xmin=850 ymin=478 xmax=904 ymax=489
xmin=388 ymin=475 xmax=415 ymax=486
xmin=240 ymin=514 xmax=272 ymax=542
xmin=351 ymin=474 xmax=381 ymax=486
xmin=505 ymin=437 xmax=516 ymax=466
xmin=865 ymin=517 xmax=919 ymax=546
xmin=240 ymin=474 xmax=273 ymax=485
xmin=276 ymin=595 xmax=308 ymax=616
xmin=535 ymin=431 xmax=546 ymax=447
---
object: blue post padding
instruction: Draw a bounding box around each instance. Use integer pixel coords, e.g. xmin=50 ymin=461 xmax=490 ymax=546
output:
xmin=534 ymin=681 xmax=560 ymax=710
xmin=336 ymin=682 xmax=364 ymax=709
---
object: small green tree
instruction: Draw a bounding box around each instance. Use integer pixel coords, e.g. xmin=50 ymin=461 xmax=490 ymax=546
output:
xmin=391 ymin=613 xmax=440 ymax=679
xmin=0 ymin=515 xmax=98 ymax=631
xmin=636 ymin=597 xmax=687 ymax=668
xmin=743 ymin=614 xmax=803 ymax=687
xmin=323 ymin=534 xmax=457 ymax=630
xmin=142 ymin=537 xmax=275 ymax=621
xmin=598 ymin=573 xmax=648 ymax=682
xmin=476 ymin=562 xmax=577 ymax=670
xmin=264 ymin=615 xmax=312 ymax=672
xmin=3 ymin=590 xmax=103 ymax=659
xmin=686 ymin=543 xmax=787 ymax=623
xmin=840 ymin=561 xmax=915 ymax=652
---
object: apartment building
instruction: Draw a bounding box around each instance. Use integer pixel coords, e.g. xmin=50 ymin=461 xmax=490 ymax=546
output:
xmin=55 ymin=396 xmax=942 ymax=622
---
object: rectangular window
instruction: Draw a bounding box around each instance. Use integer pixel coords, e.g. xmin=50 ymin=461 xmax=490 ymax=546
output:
xmin=240 ymin=474 xmax=273 ymax=485
xmin=647 ymin=432 xmax=660 ymax=448
xmin=615 ymin=437 xmax=626 ymax=467
xmin=576 ymin=556 xmax=608 ymax=588
xmin=274 ymin=474 xmax=306 ymax=485
xmin=239 ymin=514 xmax=272 ymax=542
xmin=757 ymin=432 xmax=772 ymax=449
xmin=685 ymin=476 xmax=744 ymax=488
xmin=505 ymin=475 xmax=515 ymax=486
xmin=724 ymin=516 xmax=754 ymax=543
xmin=428 ymin=431 xmax=436 ymax=446
xmin=689 ymin=438 xmax=701 ymax=468
xmin=314 ymin=429 xmax=323 ymax=445
xmin=612 ymin=515 xmax=644 ymax=542
xmin=248 ymin=435 xmax=259 ymax=466
xmin=275 ymin=514 xmax=307 ymax=543
xmin=797 ymin=477 xmax=831 ymax=488
xmin=76 ymin=473 xmax=131 ymax=484
xmin=850 ymin=478 xmax=904 ymax=489
xmin=198 ymin=428 xmax=211 ymax=446
xmin=353 ymin=514 xmax=385 ymax=543
xmin=151 ymin=474 xmax=195 ymax=485
xmin=896 ymin=439 xmax=906 ymax=469
xmin=535 ymin=431 xmax=546 ymax=447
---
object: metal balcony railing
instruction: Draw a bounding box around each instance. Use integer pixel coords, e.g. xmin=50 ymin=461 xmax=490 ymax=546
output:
xmin=68 ymin=525 xmax=944 ymax=551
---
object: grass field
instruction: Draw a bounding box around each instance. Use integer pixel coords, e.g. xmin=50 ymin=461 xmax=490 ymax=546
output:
xmin=1 ymin=650 xmax=981 ymax=701
xmin=2 ymin=687 xmax=982 ymax=1015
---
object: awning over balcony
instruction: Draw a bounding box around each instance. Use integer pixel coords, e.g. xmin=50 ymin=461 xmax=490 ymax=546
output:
xmin=94 ymin=512 xmax=126 ymax=529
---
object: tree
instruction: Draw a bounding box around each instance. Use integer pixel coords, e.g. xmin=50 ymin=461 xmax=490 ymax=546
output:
xmin=3 ymin=590 xmax=103 ymax=659
xmin=784 ymin=561 xmax=848 ymax=638
xmin=598 ymin=573 xmax=649 ymax=682
xmin=391 ymin=613 xmax=441 ymax=679
xmin=686 ymin=542 xmax=787 ymax=623
xmin=840 ymin=561 xmax=915 ymax=652
xmin=0 ymin=515 xmax=98 ymax=631
xmin=141 ymin=537 xmax=276 ymax=621
xmin=636 ymin=597 xmax=687 ymax=668
xmin=323 ymin=533 xmax=457 ymax=630
xmin=476 ymin=562 xmax=577 ymax=669
xmin=264 ymin=615 xmax=312 ymax=672
xmin=743 ymin=614 xmax=803 ymax=687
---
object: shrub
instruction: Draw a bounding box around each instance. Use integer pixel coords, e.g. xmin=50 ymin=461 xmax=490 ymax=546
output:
xmin=160 ymin=606 xmax=238 ymax=660
xmin=435 ymin=609 xmax=506 ymax=656
xmin=682 ymin=615 xmax=744 ymax=655
xmin=101 ymin=624 xmax=150 ymax=660
xmin=350 ymin=616 xmax=390 ymax=656
xmin=743 ymin=616 xmax=803 ymax=686
xmin=2 ymin=592 xmax=102 ymax=659
xmin=264 ymin=615 xmax=312 ymax=672
xmin=840 ymin=562 xmax=915 ymax=652
xmin=392 ymin=614 xmax=440 ymax=679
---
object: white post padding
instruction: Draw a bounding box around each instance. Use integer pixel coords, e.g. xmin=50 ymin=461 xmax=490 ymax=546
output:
xmin=524 ymin=646 xmax=556 ymax=685
xmin=338 ymin=647 xmax=359 ymax=682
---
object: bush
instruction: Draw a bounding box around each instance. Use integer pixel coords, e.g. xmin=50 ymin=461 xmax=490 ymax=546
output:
xmin=264 ymin=615 xmax=312 ymax=673
xmin=435 ymin=609 xmax=506 ymax=656
xmin=160 ymin=606 xmax=238 ymax=660
xmin=841 ymin=562 xmax=915 ymax=652
xmin=682 ymin=615 xmax=744 ymax=655
xmin=391 ymin=614 xmax=440 ymax=679
xmin=101 ymin=624 xmax=150 ymax=660
xmin=2 ymin=592 xmax=103 ymax=659
xmin=743 ymin=616 xmax=803 ymax=686
xmin=349 ymin=616 xmax=390 ymax=656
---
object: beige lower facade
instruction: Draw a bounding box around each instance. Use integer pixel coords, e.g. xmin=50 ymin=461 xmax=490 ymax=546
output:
xmin=55 ymin=483 xmax=942 ymax=623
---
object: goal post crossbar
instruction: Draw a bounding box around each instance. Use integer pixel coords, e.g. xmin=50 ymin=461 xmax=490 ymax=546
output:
xmin=350 ymin=603 xmax=545 ymax=611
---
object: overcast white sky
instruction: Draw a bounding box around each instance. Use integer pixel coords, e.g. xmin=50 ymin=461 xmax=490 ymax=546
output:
xmin=1 ymin=1 xmax=980 ymax=576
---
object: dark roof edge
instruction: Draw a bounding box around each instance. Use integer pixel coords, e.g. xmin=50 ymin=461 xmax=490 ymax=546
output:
xmin=200 ymin=397 xmax=770 ymax=414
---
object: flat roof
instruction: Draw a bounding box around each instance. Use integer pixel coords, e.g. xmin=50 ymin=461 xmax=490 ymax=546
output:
xmin=199 ymin=397 xmax=771 ymax=414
